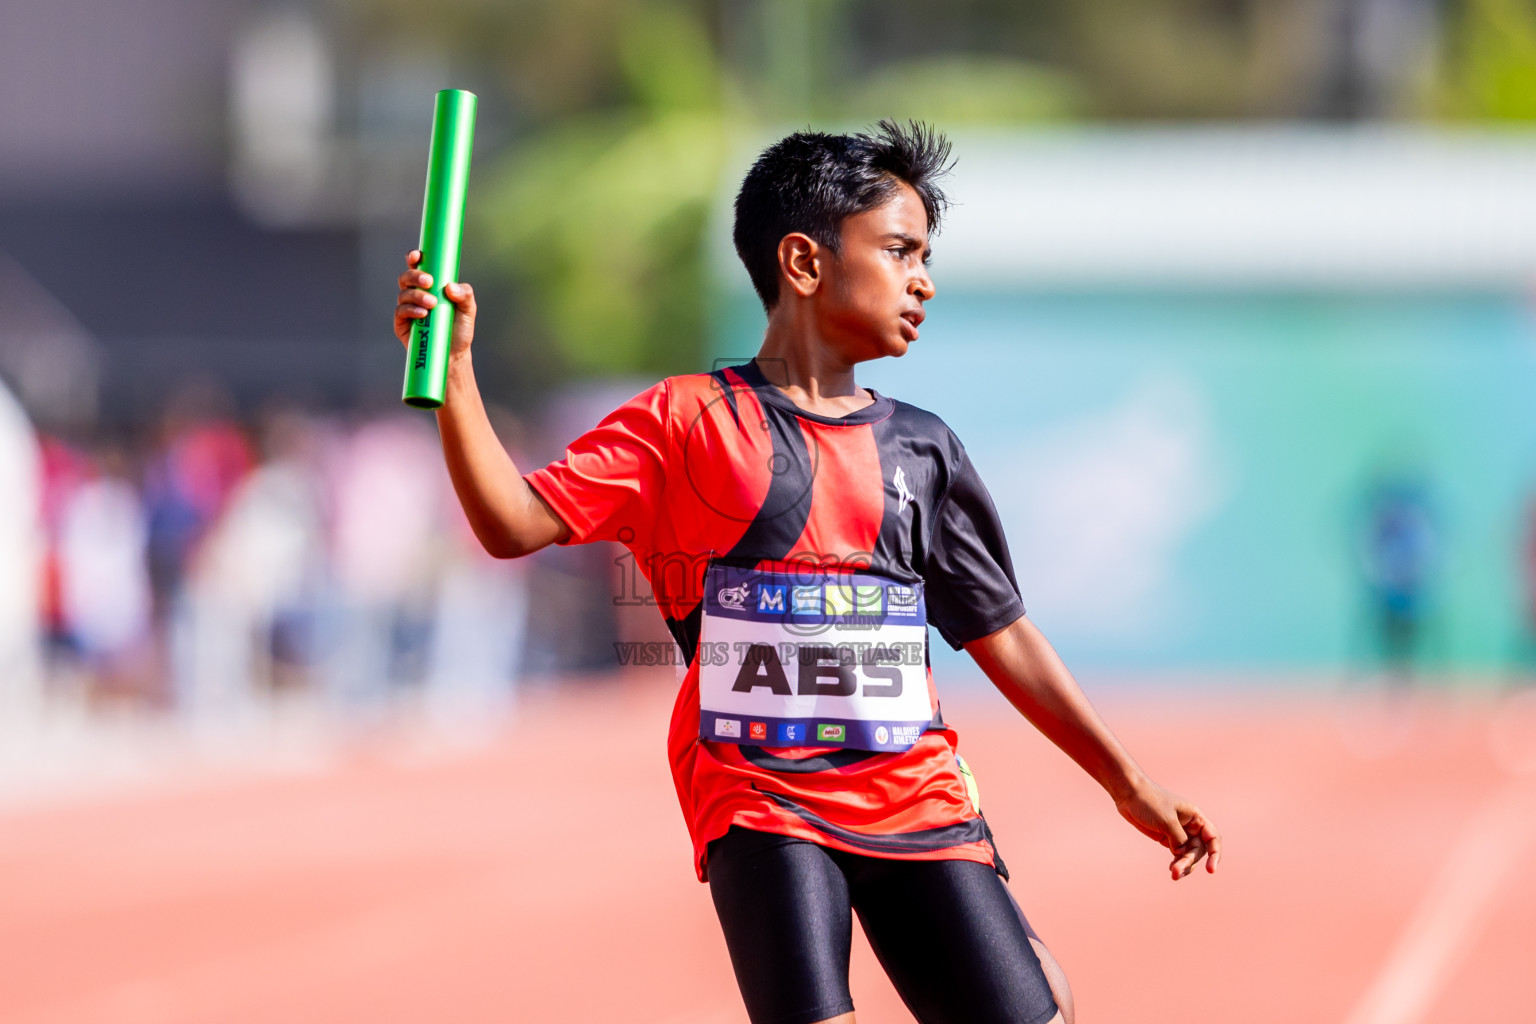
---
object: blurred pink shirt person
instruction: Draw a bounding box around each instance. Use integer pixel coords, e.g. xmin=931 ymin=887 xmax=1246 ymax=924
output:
xmin=323 ymin=414 xmax=445 ymax=707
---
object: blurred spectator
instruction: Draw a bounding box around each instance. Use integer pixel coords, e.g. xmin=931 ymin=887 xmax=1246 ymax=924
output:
xmin=323 ymin=414 xmax=444 ymax=711
xmin=56 ymin=445 xmax=152 ymax=696
xmin=144 ymin=384 xmax=255 ymax=624
xmin=148 ymin=388 xmax=257 ymax=717
xmin=425 ymin=504 xmax=529 ymax=726
xmin=424 ymin=408 xmax=530 ymax=726
xmin=1360 ymin=469 xmax=1439 ymax=683
xmin=1520 ymin=492 xmax=1536 ymax=680
xmin=37 ymin=435 xmax=93 ymax=661
xmin=175 ymin=409 xmax=327 ymax=719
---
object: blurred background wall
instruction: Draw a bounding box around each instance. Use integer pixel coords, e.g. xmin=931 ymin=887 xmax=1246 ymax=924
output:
xmin=4 ymin=0 xmax=1536 ymax=722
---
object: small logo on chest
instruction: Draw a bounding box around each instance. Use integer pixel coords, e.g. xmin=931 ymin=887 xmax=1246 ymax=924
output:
xmin=893 ymin=466 xmax=915 ymax=515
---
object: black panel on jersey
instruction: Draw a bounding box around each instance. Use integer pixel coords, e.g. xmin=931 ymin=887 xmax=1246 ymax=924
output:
xmin=666 ymin=602 xmax=704 ymax=668
xmin=723 ymin=394 xmax=817 ymax=563
xmin=707 ymin=367 xmax=743 ymax=429
xmin=924 ymin=449 xmax=1026 ymax=649
xmin=869 ymin=400 xmax=957 ymax=582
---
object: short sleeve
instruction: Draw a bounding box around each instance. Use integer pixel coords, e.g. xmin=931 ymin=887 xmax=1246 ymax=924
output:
xmin=924 ymin=448 xmax=1025 ymax=650
xmin=524 ymin=379 xmax=670 ymax=548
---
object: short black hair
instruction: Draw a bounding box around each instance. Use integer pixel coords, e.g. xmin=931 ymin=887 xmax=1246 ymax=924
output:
xmin=732 ymin=120 xmax=954 ymax=310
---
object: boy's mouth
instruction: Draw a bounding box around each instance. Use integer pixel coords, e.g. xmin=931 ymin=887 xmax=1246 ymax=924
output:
xmin=899 ymin=308 xmax=925 ymax=339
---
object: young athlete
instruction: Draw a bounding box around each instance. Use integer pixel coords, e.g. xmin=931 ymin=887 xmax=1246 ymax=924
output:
xmin=395 ymin=121 xmax=1221 ymax=1024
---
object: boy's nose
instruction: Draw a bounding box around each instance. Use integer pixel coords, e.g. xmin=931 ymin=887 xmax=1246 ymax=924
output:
xmin=911 ymin=270 xmax=935 ymax=302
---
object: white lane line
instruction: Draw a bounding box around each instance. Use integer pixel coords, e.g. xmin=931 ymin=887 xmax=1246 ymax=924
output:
xmin=1343 ymin=781 xmax=1536 ymax=1024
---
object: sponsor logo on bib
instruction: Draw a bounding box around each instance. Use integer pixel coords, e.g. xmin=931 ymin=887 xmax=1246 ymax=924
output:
xmin=817 ymin=724 xmax=845 ymax=743
xmin=886 ymin=585 xmax=919 ymax=618
xmin=749 ymin=721 xmax=767 ymax=741
xmin=717 ymin=582 xmax=750 ymax=611
xmin=757 ymin=585 xmax=785 ymax=613
xmin=791 ymin=586 xmax=822 ymax=615
xmin=875 ymin=725 xmax=890 ymax=744
xmin=825 ymin=585 xmax=853 ymax=616
xmin=714 ymin=718 xmax=741 ymax=738
xmin=777 ymin=723 xmax=803 ymax=743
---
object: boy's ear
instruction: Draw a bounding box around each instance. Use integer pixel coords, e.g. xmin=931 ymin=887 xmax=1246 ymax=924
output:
xmin=777 ymin=232 xmax=823 ymax=298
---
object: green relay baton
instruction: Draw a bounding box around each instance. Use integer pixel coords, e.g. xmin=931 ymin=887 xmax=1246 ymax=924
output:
xmin=402 ymin=89 xmax=477 ymax=409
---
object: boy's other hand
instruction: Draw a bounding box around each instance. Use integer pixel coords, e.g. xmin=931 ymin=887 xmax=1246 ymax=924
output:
xmin=1114 ymin=779 xmax=1222 ymax=881
xmin=395 ymin=250 xmax=477 ymax=357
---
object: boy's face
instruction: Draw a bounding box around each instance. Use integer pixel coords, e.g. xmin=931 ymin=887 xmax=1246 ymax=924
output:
xmin=815 ymin=182 xmax=935 ymax=362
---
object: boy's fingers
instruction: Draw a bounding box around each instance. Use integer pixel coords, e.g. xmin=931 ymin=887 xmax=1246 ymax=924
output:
xmin=444 ymin=281 xmax=475 ymax=306
xmin=1182 ymin=809 xmax=1220 ymax=871
xmin=1174 ymin=837 xmax=1204 ymax=864
xmin=1202 ymin=824 xmax=1222 ymax=873
xmin=398 ymin=304 xmax=430 ymax=320
xmin=1168 ymin=820 xmax=1222 ymax=879
xmin=406 ymin=249 xmax=422 ymax=268
xmin=1170 ymin=838 xmax=1206 ymax=879
xmin=398 ymin=288 xmax=437 ymax=309
xmin=398 ymin=269 xmax=433 ymax=290
xmin=1172 ymin=802 xmax=1217 ymax=847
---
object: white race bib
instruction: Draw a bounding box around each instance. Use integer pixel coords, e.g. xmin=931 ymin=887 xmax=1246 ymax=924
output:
xmin=696 ymin=563 xmax=933 ymax=752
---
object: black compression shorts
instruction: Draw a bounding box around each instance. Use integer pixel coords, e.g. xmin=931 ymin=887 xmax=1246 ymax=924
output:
xmin=706 ymin=826 xmax=1060 ymax=1024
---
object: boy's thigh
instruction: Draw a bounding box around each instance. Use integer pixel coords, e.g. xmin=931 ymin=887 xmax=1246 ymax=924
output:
xmin=707 ymin=827 xmax=857 ymax=1024
xmin=847 ymin=855 xmax=1061 ymax=1024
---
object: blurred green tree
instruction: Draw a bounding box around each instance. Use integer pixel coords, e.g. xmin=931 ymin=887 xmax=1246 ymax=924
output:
xmin=478 ymin=2 xmax=728 ymax=378
xmin=1442 ymin=0 xmax=1536 ymax=120
xmin=842 ymin=56 xmax=1083 ymax=125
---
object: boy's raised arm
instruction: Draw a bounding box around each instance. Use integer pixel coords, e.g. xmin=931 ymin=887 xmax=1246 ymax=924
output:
xmin=964 ymin=614 xmax=1222 ymax=880
xmin=395 ymin=250 xmax=570 ymax=558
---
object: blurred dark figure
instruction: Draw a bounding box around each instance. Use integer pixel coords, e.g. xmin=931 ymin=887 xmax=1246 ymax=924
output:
xmin=1315 ymin=0 xmax=1444 ymax=119
xmin=141 ymin=383 xmax=254 ymax=709
xmin=142 ymin=384 xmax=254 ymax=618
xmin=37 ymin=435 xmax=93 ymax=661
xmin=1360 ymin=472 xmax=1438 ymax=682
xmin=1519 ymin=494 xmax=1536 ymax=681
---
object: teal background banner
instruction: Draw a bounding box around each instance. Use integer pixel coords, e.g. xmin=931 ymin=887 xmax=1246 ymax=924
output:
xmin=715 ymin=291 xmax=1536 ymax=674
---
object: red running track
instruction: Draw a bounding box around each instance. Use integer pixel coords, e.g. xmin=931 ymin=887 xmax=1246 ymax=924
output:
xmin=1 ymin=673 xmax=1534 ymax=1023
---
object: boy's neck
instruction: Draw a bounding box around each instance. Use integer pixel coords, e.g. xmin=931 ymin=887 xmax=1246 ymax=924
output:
xmin=754 ymin=316 xmax=874 ymax=418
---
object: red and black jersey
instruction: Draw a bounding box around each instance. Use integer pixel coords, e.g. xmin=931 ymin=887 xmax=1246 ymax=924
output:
xmin=525 ymin=359 xmax=1026 ymax=880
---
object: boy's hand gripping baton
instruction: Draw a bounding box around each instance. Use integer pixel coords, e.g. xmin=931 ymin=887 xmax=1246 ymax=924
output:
xmin=401 ymin=89 xmax=477 ymax=409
